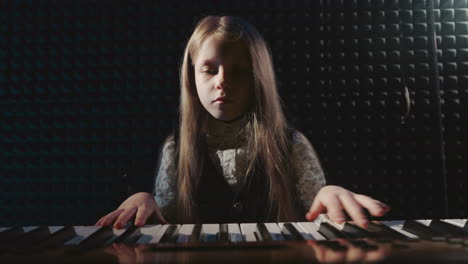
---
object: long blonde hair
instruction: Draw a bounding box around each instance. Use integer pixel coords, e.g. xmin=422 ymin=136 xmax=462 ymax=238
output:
xmin=177 ymin=16 xmax=299 ymax=223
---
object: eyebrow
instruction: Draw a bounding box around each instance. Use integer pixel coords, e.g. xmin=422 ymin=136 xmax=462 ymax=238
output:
xmin=199 ymin=59 xmax=218 ymax=66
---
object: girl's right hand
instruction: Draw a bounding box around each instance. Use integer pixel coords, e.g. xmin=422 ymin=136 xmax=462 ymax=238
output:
xmin=95 ymin=192 xmax=168 ymax=229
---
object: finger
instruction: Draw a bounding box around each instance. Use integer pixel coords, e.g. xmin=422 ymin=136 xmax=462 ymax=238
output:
xmin=322 ymin=195 xmax=346 ymax=224
xmin=306 ymin=197 xmax=326 ymax=221
xmin=96 ymin=209 xmax=124 ymax=226
xmin=339 ymin=192 xmax=368 ymax=228
xmin=134 ymin=206 xmax=167 ymax=226
xmin=114 ymin=208 xmax=137 ymax=229
xmin=134 ymin=207 xmax=150 ymax=227
xmin=354 ymin=195 xmax=391 ymax=217
xmin=96 ymin=217 xmax=105 ymax=226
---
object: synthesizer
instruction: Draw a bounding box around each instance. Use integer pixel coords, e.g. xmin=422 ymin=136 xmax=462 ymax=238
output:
xmin=2 ymin=219 xmax=468 ymax=263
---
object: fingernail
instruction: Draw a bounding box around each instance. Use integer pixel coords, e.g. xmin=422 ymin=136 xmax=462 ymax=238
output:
xmin=357 ymin=219 xmax=368 ymax=228
xmin=334 ymin=217 xmax=345 ymax=223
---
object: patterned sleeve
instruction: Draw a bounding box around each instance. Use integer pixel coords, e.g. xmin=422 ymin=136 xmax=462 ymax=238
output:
xmin=154 ymin=138 xmax=178 ymax=222
xmin=291 ymin=131 xmax=327 ymax=215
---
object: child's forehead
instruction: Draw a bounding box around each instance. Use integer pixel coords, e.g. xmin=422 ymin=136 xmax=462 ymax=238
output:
xmin=194 ymin=35 xmax=250 ymax=66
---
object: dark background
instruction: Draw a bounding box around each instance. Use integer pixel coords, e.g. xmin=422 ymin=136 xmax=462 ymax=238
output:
xmin=0 ymin=0 xmax=467 ymax=225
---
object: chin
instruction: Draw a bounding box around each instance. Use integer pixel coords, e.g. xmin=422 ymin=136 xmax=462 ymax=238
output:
xmin=209 ymin=112 xmax=239 ymax=122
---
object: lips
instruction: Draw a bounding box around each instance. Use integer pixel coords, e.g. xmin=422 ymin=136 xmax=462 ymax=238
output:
xmin=213 ymin=97 xmax=232 ymax=103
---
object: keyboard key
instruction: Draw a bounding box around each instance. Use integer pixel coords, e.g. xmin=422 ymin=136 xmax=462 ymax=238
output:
xmin=318 ymin=223 xmax=349 ymax=239
xmin=240 ymin=223 xmax=260 ymax=242
xmin=190 ymin=224 xmax=202 ymax=243
xmin=136 ymin=225 xmax=165 ymax=244
xmin=219 ymin=224 xmax=229 ymax=242
xmin=37 ymin=226 xmax=77 ymax=249
xmin=159 ymin=225 xmax=180 ymax=243
xmin=0 ymin=227 xmax=26 ymax=245
xmin=103 ymin=228 xmax=128 ymax=245
xmin=296 ymin=222 xmax=326 ymax=240
xmin=279 ymin=223 xmax=303 ymax=241
xmin=342 ymin=223 xmax=373 ymax=239
xmin=227 ymin=223 xmax=243 ymax=242
xmin=176 ymin=224 xmax=194 ymax=243
xmin=367 ymin=222 xmax=408 ymax=239
xmin=113 ymin=226 xmax=142 ymax=244
xmin=201 ymin=224 xmax=219 ymax=243
xmin=65 ymin=226 xmax=101 ymax=245
xmin=80 ymin=226 xmax=116 ymax=248
xmin=256 ymin=223 xmax=273 ymax=241
xmin=380 ymin=221 xmax=418 ymax=239
xmin=443 ymin=219 xmax=468 ymax=231
xmin=429 ymin=220 xmax=468 ymax=237
xmin=403 ymin=220 xmax=445 ymax=240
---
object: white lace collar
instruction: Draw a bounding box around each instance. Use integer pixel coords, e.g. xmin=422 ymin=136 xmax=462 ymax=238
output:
xmin=205 ymin=116 xmax=248 ymax=150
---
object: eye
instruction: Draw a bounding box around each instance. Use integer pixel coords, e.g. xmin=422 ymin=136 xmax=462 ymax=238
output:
xmin=202 ymin=69 xmax=217 ymax=75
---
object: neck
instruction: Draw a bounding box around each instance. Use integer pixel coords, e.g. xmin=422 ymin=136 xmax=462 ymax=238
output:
xmin=205 ymin=115 xmax=249 ymax=149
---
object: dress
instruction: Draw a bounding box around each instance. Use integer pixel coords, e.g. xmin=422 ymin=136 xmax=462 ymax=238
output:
xmin=154 ymin=117 xmax=326 ymax=222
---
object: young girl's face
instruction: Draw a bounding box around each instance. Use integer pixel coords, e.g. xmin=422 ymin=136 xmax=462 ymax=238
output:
xmin=193 ymin=35 xmax=253 ymax=122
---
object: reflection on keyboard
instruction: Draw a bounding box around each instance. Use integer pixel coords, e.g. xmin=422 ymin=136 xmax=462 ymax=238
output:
xmin=2 ymin=219 xmax=468 ymax=263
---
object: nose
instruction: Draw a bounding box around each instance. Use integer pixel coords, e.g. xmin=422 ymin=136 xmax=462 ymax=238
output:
xmin=215 ymin=66 xmax=228 ymax=90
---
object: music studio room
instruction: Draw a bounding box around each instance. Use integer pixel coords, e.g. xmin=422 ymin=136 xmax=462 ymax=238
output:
xmin=1 ymin=0 xmax=467 ymax=263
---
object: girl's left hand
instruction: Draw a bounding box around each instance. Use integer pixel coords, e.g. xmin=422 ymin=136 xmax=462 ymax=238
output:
xmin=305 ymin=185 xmax=390 ymax=228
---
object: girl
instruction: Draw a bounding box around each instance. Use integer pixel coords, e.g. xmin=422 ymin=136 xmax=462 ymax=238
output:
xmin=96 ymin=16 xmax=390 ymax=229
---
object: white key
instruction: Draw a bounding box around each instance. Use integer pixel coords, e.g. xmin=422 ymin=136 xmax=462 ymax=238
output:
xmin=65 ymin=226 xmax=101 ymax=245
xmin=296 ymin=222 xmax=326 ymax=240
xmin=0 ymin=227 xmax=11 ymax=232
xmin=227 ymin=223 xmax=243 ymax=242
xmin=415 ymin=219 xmax=433 ymax=227
xmin=381 ymin=221 xmax=418 ymax=239
xmin=135 ymin=225 xmax=162 ymax=244
xmin=443 ymin=219 xmax=468 ymax=229
xmin=201 ymin=224 xmax=219 ymax=242
xmin=153 ymin=224 xmax=172 ymax=243
xmin=263 ymin=223 xmax=284 ymax=241
xmin=240 ymin=223 xmax=260 ymax=242
xmin=23 ymin=226 xmax=39 ymax=232
xmin=48 ymin=226 xmax=65 ymax=234
xmin=177 ymin=224 xmax=195 ymax=243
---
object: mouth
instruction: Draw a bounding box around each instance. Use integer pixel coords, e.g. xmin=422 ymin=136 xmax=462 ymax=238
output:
xmin=213 ymin=97 xmax=232 ymax=104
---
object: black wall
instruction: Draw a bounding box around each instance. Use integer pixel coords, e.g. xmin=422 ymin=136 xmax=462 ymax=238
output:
xmin=0 ymin=0 xmax=467 ymax=225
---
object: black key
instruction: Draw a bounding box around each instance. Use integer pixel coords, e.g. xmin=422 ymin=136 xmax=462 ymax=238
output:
xmin=79 ymin=226 xmax=115 ymax=248
xmin=282 ymin=223 xmax=304 ymax=241
xmin=17 ymin=226 xmax=52 ymax=249
xmin=159 ymin=225 xmax=179 ymax=243
xmin=219 ymin=224 xmax=229 ymax=242
xmin=342 ymin=223 xmax=373 ymax=239
xmin=318 ymin=223 xmax=349 ymax=240
xmin=430 ymin=220 xmax=468 ymax=237
xmin=36 ymin=226 xmax=77 ymax=250
xmin=402 ymin=221 xmax=445 ymax=240
xmin=113 ymin=226 xmax=142 ymax=244
xmin=190 ymin=224 xmax=202 ymax=243
xmin=0 ymin=227 xmax=25 ymax=245
xmin=256 ymin=223 xmax=272 ymax=242
xmin=367 ymin=222 xmax=409 ymax=240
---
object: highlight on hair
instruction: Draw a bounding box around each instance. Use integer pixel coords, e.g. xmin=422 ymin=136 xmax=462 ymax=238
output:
xmin=177 ymin=16 xmax=299 ymax=223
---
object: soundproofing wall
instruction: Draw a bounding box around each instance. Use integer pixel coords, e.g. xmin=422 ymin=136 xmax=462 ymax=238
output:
xmin=1 ymin=0 xmax=467 ymax=225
